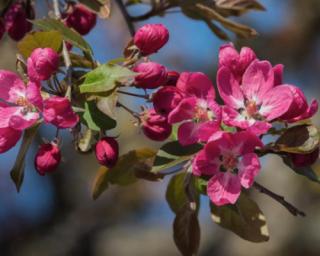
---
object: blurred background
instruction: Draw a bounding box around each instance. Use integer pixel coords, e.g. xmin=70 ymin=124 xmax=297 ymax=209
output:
xmin=0 ymin=0 xmax=320 ymax=255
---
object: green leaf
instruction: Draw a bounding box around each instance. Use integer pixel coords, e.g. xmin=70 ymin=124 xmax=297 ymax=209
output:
xmin=275 ymin=125 xmax=320 ymax=154
xmin=79 ymin=64 xmax=136 ymax=94
xmin=82 ymin=101 xmax=116 ymax=131
xmin=173 ymin=205 xmax=201 ymax=256
xmin=70 ymin=53 xmax=96 ymax=69
xmin=166 ymin=173 xmax=189 ymax=214
xmin=210 ymin=193 xmax=269 ymax=242
xmin=17 ymin=31 xmax=63 ymax=58
xmin=79 ymin=0 xmax=111 ymax=19
xmin=161 ymin=141 xmax=203 ymax=157
xmin=151 ymin=155 xmax=189 ymax=173
xmin=10 ymin=123 xmax=40 ymax=192
xmin=194 ymin=177 xmax=208 ymax=195
xmin=92 ymin=148 xmax=156 ymax=199
xmin=77 ymin=128 xmax=96 ymax=153
xmin=31 ymin=18 xmax=93 ymax=54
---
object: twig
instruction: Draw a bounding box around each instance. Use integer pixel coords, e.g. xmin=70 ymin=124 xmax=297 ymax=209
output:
xmin=253 ymin=182 xmax=306 ymax=217
xmin=129 ymin=3 xmax=174 ymax=22
xmin=115 ymin=0 xmax=136 ymax=36
xmin=116 ymin=102 xmax=140 ymax=120
xmin=118 ymin=90 xmax=150 ymax=100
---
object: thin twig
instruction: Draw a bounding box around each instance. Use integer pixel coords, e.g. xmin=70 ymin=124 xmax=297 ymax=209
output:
xmin=129 ymin=3 xmax=174 ymax=22
xmin=118 ymin=90 xmax=150 ymax=100
xmin=115 ymin=0 xmax=136 ymax=36
xmin=253 ymin=182 xmax=306 ymax=217
xmin=116 ymin=102 xmax=140 ymax=120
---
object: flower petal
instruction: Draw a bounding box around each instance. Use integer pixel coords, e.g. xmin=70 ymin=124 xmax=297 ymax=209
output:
xmin=192 ymin=148 xmax=219 ymax=176
xmin=238 ymin=153 xmax=261 ymax=188
xmin=273 ymin=64 xmax=284 ymax=86
xmin=0 ymin=70 xmax=26 ymax=103
xmin=177 ymin=121 xmax=200 ymax=146
xmin=0 ymin=127 xmax=22 ymax=153
xmin=168 ymin=97 xmax=197 ymax=124
xmin=26 ymin=82 xmax=43 ymax=110
xmin=233 ymin=131 xmax=263 ymax=155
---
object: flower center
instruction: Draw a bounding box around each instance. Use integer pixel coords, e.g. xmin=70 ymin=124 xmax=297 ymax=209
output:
xmin=246 ymin=101 xmax=257 ymax=117
xmin=220 ymin=154 xmax=238 ymax=172
xmin=194 ymin=100 xmax=215 ymax=122
xmin=16 ymin=96 xmax=29 ymax=107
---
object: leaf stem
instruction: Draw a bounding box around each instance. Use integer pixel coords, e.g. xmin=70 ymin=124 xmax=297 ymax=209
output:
xmin=253 ymin=182 xmax=306 ymax=217
xmin=116 ymin=101 xmax=140 ymax=120
xmin=118 ymin=90 xmax=150 ymax=100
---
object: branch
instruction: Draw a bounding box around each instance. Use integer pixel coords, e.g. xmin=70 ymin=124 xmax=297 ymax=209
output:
xmin=253 ymin=182 xmax=306 ymax=217
xmin=129 ymin=3 xmax=174 ymax=22
xmin=115 ymin=0 xmax=136 ymax=36
xmin=118 ymin=90 xmax=150 ymax=100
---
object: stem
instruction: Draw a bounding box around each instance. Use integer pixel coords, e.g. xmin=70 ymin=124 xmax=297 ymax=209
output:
xmin=253 ymin=182 xmax=306 ymax=217
xmin=117 ymin=102 xmax=140 ymax=120
xmin=118 ymin=90 xmax=150 ymax=100
xmin=129 ymin=4 xmax=174 ymax=22
xmin=115 ymin=0 xmax=136 ymax=36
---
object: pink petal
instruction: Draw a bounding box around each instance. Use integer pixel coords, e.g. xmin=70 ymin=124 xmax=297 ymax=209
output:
xmin=239 ymin=47 xmax=257 ymax=73
xmin=242 ymin=60 xmax=274 ymax=104
xmin=247 ymin=121 xmax=272 ymax=136
xmin=0 ymin=106 xmax=20 ymax=128
xmin=176 ymin=72 xmax=215 ymax=99
xmin=259 ymin=85 xmax=293 ymax=121
xmin=192 ymin=148 xmax=219 ymax=176
xmin=207 ymin=172 xmax=241 ymax=206
xmin=168 ymin=97 xmax=197 ymax=124
xmin=288 ymin=99 xmax=318 ymax=123
xmin=273 ymin=64 xmax=284 ymax=86
xmin=222 ymin=106 xmax=250 ymax=130
xmin=9 ymin=111 xmax=39 ymax=130
xmin=218 ymin=43 xmax=239 ymax=70
xmin=0 ymin=70 xmax=26 ymax=103
xmin=0 ymin=127 xmax=22 ymax=153
xmin=177 ymin=121 xmax=200 ymax=146
xmin=233 ymin=131 xmax=263 ymax=155
xmin=217 ymin=67 xmax=244 ymax=109
xmin=238 ymin=153 xmax=260 ymax=188
xmin=26 ymin=81 xmax=43 ymax=110
xmin=197 ymin=121 xmax=221 ymax=142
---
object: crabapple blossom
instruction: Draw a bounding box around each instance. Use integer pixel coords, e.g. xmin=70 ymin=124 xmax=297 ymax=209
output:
xmin=152 ymin=86 xmax=183 ymax=116
xmin=133 ymin=62 xmax=167 ymax=89
xmin=95 ymin=137 xmax=119 ymax=168
xmin=290 ymin=148 xmax=319 ymax=168
xmin=34 ymin=142 xmax=61 ymax=175
xmin=141 ymin=109 xmax=172 ymax=141
xmin=193 ymin=131 xmax=263 ymax=206
xmin=27 ymin=48 xmax=60 ymax=82
xmin=168 ymin=72 xmax=221 ymax=145
xmin=134 ymin=24 xmax=169 ymax=56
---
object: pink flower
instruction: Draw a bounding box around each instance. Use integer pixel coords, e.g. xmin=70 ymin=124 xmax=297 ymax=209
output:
xmin=217 ymin=60 xmax=294 ymax=135
xmin=4 ymin=2 xmax=33 ymax=41
xmin=290 ymin=148 xmax=319 ymax=168
xmin=27 ymin=48 xmax=60 ymax=82
xmin=141 ymin=109 xmax=172 ymax=141
xmin=166 ymin=70 xmax=180 ymax=86
xmin=65 ymin=3 xmax=97 ymax=35
xmin=0 ymin=71 xmax=42 ymax=133
xmin=0 ymin=127 xmax=22 ymax=153
xmin=95 ymin=137 xmax=119 ymax=168
xmin=43 ymin=96 xmax=79 ymax=129
xmin=0 ymin=19 xmax=5 ymax=40
xmin=152 ymin=86 xmax=183 ymax=116
xmin=34 ymin=142 xmax=61 ymax=175
xmin=133 ymin=62 xmax=167 ymax=89
xmin=168 ymin=72 xmax=221 ymax=145
xmin=134 ymin=24 xmax=169 ymax=56
xmin=218 ymin=43 xmax=256 ymax=82
xmin=193 ymin=131 xmax=263 ymax=206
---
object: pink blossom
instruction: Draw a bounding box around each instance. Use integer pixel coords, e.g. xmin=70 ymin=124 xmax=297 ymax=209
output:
xmin=152 ymin=86 xmax=183 ymax=116
xmin=4 ymin=2 xmax=33 ymax=41
xmin=193 ymin=131 xmax=263 ymax=206
xmin=290 ymin=148 xmax=319 ymax=168
xmin=0 ymin=127 xmax=22 ymax=153
xmin=133 ymin=62 xmax=167 ymax=89
xmin=168 ymin=72 xmax=221 ymax=145
xmin=217 ymin=60 xmax=294 ymax=135
xmin=95 ymin=137 xmax=119 ymax=168
xmin=166 ymin=70 xmax=180 ymax=86
xmin=27 ymin=48 xmax=60 ymax=82
xmin=141 ymin=109 xmax=172 ymax=141
xmin=65 ymin=3 xmax=97 ymax=35
xmin=34 ymin=142 xmax=61 ymax=175
xmin=218 ymin=43 xmax=257 ymax=82
xmin=43 ymin=96 xmax=79 ymax=129
xmin=134 ymin=24 xmax=169 ymax=56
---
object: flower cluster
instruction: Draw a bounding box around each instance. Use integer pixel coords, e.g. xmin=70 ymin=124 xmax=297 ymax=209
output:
xmin=130 ymin=24 xmax=319 ymax=206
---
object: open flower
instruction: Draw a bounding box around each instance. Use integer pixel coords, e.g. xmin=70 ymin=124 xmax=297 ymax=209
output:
xmin=152 ymin=86 xmax=183 ymax=116
xmin=193 ymin=131 xmax=263 ymax=206
xmin=217 ymin=60 xmax=294 ymax=135
xmin=168 ymin=72 xmax=221 ymax=145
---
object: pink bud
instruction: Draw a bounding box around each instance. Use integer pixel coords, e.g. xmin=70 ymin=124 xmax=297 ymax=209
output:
xmin=152 ymin=86 xmax=183 ymax=116
xmin=290 ymin=148 xmax=319 ymax=167
xmin=4 ymin=2 xmax=33 ymax=41
xmin=166 ymin=70 xmax=180 ymax=86
xmin=133 ymin=62 xmax=167 ymax=89
xmin=141 ymin=109 xmax=172 ymax=141
xmin=0 ymin=19 xmax=5 ymax=40
xmin=27 ymin=48 xmax=60 ymax=82
xmin=34 ymin=142 xmax=61 ymax=176
xmin=43 ymin=96 xmax=79 ymax=129
xmin=65 ymin=3 xmax=97 ymax=35
xmin=133 ymin=24 xmax=169 ymax=56
xmin=95 ymin=137 xmax=119 ymax=168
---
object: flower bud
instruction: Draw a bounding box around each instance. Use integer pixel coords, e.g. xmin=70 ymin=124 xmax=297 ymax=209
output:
xmin=133 ymin=62 xmax=167 ymax=89
xmin=65 ymin=3 xmax=97 ymax=35
xmin=166 ymin=70 xmax=180 ymax=86
xmin=133 ymin=24 xmax=169 ymax=56
xmin=152 ymin=86 xmax=183 ymax=116
xmin=290 ymin=148 xmax=319 ymax=168
xmin=27 ymin=48 xmax=60 ymax=82
xmin=4 ymin=2 xmax=33 ymax=41
xmin=34 ymin=142 xmax=61 ymax=176
xmin=141 ymin=109 xmax=172 ymax=141
xmin=95 ymin=137 xmax=119 ymax=168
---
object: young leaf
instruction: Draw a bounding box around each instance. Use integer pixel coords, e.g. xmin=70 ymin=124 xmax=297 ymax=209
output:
xmin=79 ymin=64 xmax=136 ymax=94
xmin=10 ymin=123 xmax=40 ymax=192
xmin=31 ymin=18 xmax=93 ymax=54
xmin=161 ymin=141 xmax=203 ymax=157
xmin=210 ymin=193 xmax=269 ymax=242
xmin=275 ymin=125 xmax=320 ymax=154
xmin=82 ymin=101 xmax=116 ymax=131
xmin=166 ymin=173 xmax=189 ymax=214
xmin=92 ymin=166 xmax=110 ymax=200
xmin=17 ymin=31 xmax=63 ymax=58
xmin=173 ymin=204 xmax=201 ymax=256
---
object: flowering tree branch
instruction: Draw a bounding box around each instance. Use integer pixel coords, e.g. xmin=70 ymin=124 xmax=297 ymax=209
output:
xmin=115 ymin=0 xmax=136 ymax=36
